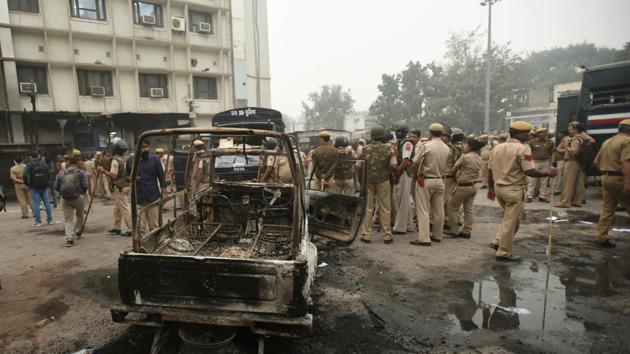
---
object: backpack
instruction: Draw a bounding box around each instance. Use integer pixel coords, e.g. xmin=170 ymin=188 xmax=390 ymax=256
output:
xmin=28 ymin=161 xmax=50 ymax=190
xmin=60 ymin=168 xmax=84 ymax=200
xmin=112 ymin=156 xmax=129 ymax=189
xmin=576 ymin=138 xmax=595 ymax=171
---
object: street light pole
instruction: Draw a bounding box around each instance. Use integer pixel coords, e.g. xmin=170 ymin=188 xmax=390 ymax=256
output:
xmin=481 ymin=0 xmax=499 ymax=133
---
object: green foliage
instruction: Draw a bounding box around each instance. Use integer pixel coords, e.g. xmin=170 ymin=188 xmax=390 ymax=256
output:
xmin=370 ymin=32 xmax=626 ymax=134
xmin=302 ymin=85 xmax=355 ymax=130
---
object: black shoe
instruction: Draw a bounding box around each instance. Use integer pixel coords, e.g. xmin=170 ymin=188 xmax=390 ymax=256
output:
xmin=21 ymin=216 xmax=29 ymax=219
xmin=383 ymin=238 xmax=393 ymax=244
xmin=495 ymin=255 xmax=522 ymax=262
xmin=489 ymin=243 xmax=499 ymax=251
xmin=66 ymin=239 xmax=74 ymax=247
xmin=458 ymin=232 xmax=471 ymax=239
xmin=120 ymin=231 xmax=132 ymax=237
xmin=76 ymin=232 xmax=82 ymax=239
xmin=107 ymin=229 xmax=121 ymax=235
xmin=598 ymin=239 xmax=616 ymax=249
xmin=360 ymin=237 xmax=371 ymax=243
xmin=538 ymin=198 xmax=549 ymax=203
xmin=526 ymin=198 xmax=533 ymax=203
xmin=392 ymin=230 xmax=406 ymax=235
xmin=430 ymin=237 xmax=441 ymax=243
xmin=410 ymin=240 xmax=431 ymax=246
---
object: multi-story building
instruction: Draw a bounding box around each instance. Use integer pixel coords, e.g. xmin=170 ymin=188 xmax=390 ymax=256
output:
xmin=0 ymin=0 xmax=270 ymax=192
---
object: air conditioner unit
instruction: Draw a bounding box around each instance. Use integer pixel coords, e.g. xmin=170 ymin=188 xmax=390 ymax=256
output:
xmin=171 ymin=16 xmax=185 ymax=32
xmin=19 ymin=82 xmax=37 ymax=94
xmin=198 ymin=22 xmax=212 ymax=34
xmin=140 ymin=15 xmax=156 ymax=26
xmin=150 ymin=88 xmax=164 ymax=98
xmin=90 ymin=86 xmax=105 ymax=96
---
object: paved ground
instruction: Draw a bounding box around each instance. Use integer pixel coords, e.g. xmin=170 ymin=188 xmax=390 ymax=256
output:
xmin=0 ymin=186 xmax=629 ymax=353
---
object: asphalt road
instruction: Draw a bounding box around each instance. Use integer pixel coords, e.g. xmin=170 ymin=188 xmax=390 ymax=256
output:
xmin=0 ymin=187 xmax=629 ymax=353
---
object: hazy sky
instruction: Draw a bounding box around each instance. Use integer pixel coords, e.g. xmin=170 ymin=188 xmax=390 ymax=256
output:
xmin=267 ymin=0 xmax=630 ymax=119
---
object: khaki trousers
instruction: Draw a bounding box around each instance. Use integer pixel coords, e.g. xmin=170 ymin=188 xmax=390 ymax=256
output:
xmin=112 ymin=187 xmax=132 ymax=231
xmin=493 ymin=185 xmax=526 ymax=257
xmin=527 ymin=160 xmax=550 ymax=199
xmin=560 ymin=160 xmax=584 ymax=206
xmin=415 ymin=178 xmax=445 ymax=242
xmin=362 ymin=181 xmax=392 ymax=240
xmin=447 ymin=184 xmax=478 ymax=233
xmin=15 ymin=184 xmax=32 ymax=217
xmin=312 ymin=177 xmax=333 ymax=192
xmin=63 ymin=195 xmax=84 ymax=241
xmin=553 ymin=160 xmax=564 ymax=194
xmin=139 ymin=203 xmax=159 ymax=236
xmin=444 ymin=177 xmax=462 ymax=224
xmin=393 ymin=173 xmax=416 ymax=233
xmin=596 ymin=176 xmax=630 ymax=241
xmin=330 ymin=178 xmax=355 ymax=195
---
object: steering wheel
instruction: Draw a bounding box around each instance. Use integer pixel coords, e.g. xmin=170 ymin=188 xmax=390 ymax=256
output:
xmin=262 ymin=187 xmax=292 ymax=207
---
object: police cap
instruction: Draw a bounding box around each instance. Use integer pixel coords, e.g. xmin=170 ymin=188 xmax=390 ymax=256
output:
xmin=155 ymin=148 xmax=165 ymax=154
xmin=510 ymin=121 xmax=534 ymax=132
xmin=428 ymin=123 xmax=444 ymax=133
xmin=620 ymin=119 xmax=630 ymax=127
xmin=193 ymin=140 xmax=205 ymax=146
xmin=319 ymin=131 xmax=331 ymax=138
xmin=441 ymin=126 xmax=452 ymax=136
xmin=72 ymin=149 xmax=81 ymax=157
xmin=479 ymin=134 xmax=488 ymax=140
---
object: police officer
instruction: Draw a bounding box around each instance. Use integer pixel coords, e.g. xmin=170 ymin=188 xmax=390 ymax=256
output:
xmin=311 ymin=131 xmax=338 ymax=191
xmin=555 ymin=122 xmax=595 ymax=208
xmin=360 ymin=125 xmax=397 ymax=244
xmin=98 ymin=139 xmax=132 ymax=236
xmin=593 ymin=119 xmax=630 ymax=248
xmin=331 ymin=136 xmax=356 ymax=195
xmin=392 ymin=124 xmax=416 ymax=234
xmin=445 ymin=139 xmax=484 ymax=238
xmin=479 ymin=134 xmax=492 ymax=188
xmin=442 ymin=127 xmax=465 ymax=230
xmin=410 ymin=123 xmax=451 ymax=246
xmin=260 ymin=137 xmax=278 ymax=183
xmin=527 ymin=128 xmax=554 ymax=203
xmin=10 ymin=156 xmax=33 ymax=218
xmin=487 ymin=121 xmax=557 ymax=261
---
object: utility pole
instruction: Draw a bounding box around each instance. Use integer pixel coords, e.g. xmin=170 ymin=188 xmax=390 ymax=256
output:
xmin=481 ymin=0 xmax=500 ymax=133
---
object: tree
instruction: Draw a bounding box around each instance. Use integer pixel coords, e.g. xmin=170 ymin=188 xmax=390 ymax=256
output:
xmin=302 ymin=85 xmax=354 ymax=130
xmin=615 ymin=42 xmax=630 ymax=62
xmin=369 ymin=74 xmax=404 ymax=128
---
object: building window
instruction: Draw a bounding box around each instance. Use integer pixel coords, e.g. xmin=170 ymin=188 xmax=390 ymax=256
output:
xmin=194 ymin=77 xmax=218 ymax=100
xmin=8 ymin=0 xmax=39 ymax=13
xmin=17 ymin=64 xmax=48 ymax=94
xmin=139 ymin=73 xmax=168 ymax=97
xmin=77 ymin=69 xmax=113 ymax=96
xmin=189 ymin=10 xmax=213 ymax=34
xmin=69 ymin=0 xmax=106 ymax=21
xmin=133 ymin=1 xmax=163 ymax=27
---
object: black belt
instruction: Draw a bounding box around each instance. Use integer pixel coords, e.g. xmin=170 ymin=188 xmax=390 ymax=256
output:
xmin=602 ymin=171 xmax=623 ymax=176
xmin=444 ymin=175 xmax=455 ymax=179
xmin=458 ymin=181 xmax=479 ymax=187
xmin=423 ymin=176 xmax=443 ymax=179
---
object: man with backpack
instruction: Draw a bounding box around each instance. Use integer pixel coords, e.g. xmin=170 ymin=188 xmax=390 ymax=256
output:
xmin=555 ymin=122 xmax=595 ymax=208
xmin=23 ymin=152 xmax=53 ymax=226
xmin=55 ymin=157 xmax=89 ymax=247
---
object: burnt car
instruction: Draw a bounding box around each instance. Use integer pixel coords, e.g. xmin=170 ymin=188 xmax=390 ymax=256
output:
xmin=111 ymin=127 xmax=366 ymax=352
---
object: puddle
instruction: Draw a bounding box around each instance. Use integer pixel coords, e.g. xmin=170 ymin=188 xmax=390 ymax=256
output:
xmin=448 ymin=263 xmax=583 ymax=336
xmin=560 ymin=257 xmax=630 ymax=298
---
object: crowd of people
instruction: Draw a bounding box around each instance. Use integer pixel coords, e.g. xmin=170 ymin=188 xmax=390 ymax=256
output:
xmin=8 ymin=139 xmax=169 ymax=247
xmin=305 ymin=119 xmax=630 ymax=260
xmin=7 ymin=119 xmax=630 ymax=256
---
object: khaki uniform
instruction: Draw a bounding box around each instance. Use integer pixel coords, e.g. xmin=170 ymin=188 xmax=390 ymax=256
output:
xmin=98 ymin=156 xmax=112 ymax=198
xmin=10 ymin=163 xmax=32 ymax=217
xmin=489 ymin=138 xmax=536 ymax=257
xmin=527 ymin=138 xmax=554 ymax=199
xmin=413 ymin=138 xmax=451 ymax=242
xmin=444 ymin=141 xmax=464 ymax=224
xmin=361 ymin=141 xmax=396 ymax=241
xmin=447 ymin=152 xmax=482 ymax=233
xmin=110 ymin=157 xmax=132 ymax=232
xmin=393 ymin=140 xmax=416 ymax=233
xmin=594 ymin=133 xmax=630 ymax=241
xmin=311 ymin=143 xmax=338 ymax=191
xmin=553 ymin=136 xmax=570 ymax=194
xmin=63 ymin=195 xmax=85 ymax=242
xmin=559 ymin=133 xmax=589 ymax=206
xmin=331 ymin=146 xmax=355 ymax=195
xmin=479 ymin=144 xmax=492 ymax=187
